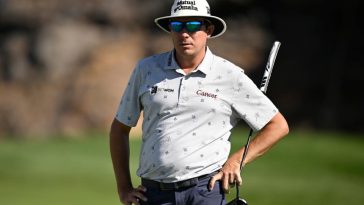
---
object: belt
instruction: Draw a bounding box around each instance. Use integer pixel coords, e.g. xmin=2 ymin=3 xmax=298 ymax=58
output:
xmin=142 ymin=171 xmax=218 ymax=191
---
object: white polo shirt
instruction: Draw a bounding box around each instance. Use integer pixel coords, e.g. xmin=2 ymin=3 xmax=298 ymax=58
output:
xmin=116 ymin=48 xmax=278 ymax=182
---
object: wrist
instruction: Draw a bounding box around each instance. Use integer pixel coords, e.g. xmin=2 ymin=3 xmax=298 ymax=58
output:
xmin=117 ymin=182 xmax=133 ymax=193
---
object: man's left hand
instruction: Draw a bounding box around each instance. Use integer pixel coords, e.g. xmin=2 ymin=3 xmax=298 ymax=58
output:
xmin=208 ymin=157 xmax=242 ymax=193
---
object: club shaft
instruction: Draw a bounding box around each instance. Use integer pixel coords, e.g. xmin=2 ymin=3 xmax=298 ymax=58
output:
xmin=235 ymin=41 xmax=281 ymax=204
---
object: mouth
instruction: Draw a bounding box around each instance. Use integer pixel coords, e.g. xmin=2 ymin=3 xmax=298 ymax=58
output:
xmin=180 ymin=42 xmax=192 ymax=47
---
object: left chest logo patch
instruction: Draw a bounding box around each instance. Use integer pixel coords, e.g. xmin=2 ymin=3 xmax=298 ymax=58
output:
xmin=150 ymin=86 xmax=175 ymax=95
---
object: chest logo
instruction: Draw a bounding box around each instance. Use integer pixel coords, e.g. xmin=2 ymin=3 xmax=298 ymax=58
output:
xmin=196 ymin=90 xmax=218 ymax=99
xmin=151 ymin=86 xmax=175 ymax=95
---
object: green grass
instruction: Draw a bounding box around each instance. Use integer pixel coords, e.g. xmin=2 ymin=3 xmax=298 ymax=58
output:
xmin=0 ymin=130 xmax=363 ymax=205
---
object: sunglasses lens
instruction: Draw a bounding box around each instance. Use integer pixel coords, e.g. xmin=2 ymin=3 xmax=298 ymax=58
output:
xmin=185 ymin=21 xmax=202 ymax=32
xmin=169 ymin=21 xmax=203 ymax=33
xmin=170 ymin=21 xmax=183 ymax=32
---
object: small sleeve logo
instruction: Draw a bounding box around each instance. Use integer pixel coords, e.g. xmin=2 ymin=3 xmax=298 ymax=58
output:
xmin=151 ymin=86 xmax=158 ymax=95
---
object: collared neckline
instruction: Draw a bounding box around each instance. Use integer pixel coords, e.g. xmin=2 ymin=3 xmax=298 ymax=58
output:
xmin=165 ymin=47 xmax=214 ymax=75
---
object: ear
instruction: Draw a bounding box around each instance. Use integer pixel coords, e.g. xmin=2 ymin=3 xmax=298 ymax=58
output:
xmin=206 ymin=25 xmax=215 ymax=37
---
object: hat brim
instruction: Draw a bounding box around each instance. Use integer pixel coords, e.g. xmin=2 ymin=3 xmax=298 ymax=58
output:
xmin=155 ymin=15 xmax=226 ymax=38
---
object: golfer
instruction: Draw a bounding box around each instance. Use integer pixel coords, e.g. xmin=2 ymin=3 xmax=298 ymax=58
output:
xmin=110 ymin=0 xmax=289 ymax=204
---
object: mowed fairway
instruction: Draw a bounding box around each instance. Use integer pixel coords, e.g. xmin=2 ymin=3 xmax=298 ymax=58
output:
xmin=0 ymin=129 xmax=363 ymax=205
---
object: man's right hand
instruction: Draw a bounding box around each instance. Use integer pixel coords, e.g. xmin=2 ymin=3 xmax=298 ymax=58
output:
xmin=119 ymin=185 xmax=148 ymax=205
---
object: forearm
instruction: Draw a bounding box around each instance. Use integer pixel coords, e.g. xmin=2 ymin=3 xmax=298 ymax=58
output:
xmin=109 ymin=120 xmax=133 ymax=193
xmin=213 ymin=113 xmax=288 ymax=192
xmin=234 ymin=112 xmax=289 ymax=165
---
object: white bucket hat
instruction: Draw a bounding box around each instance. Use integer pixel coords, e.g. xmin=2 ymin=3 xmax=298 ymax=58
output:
xmin=154 ymin=0 xmax=227 ymax=38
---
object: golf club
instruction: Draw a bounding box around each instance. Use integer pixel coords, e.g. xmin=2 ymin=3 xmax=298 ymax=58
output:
xmin=227 ymin=41 xmax=281 ymax=205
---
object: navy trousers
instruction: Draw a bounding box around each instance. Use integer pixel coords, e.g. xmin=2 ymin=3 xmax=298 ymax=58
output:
xmin=141 ymin=176 xmax=226 ymax=205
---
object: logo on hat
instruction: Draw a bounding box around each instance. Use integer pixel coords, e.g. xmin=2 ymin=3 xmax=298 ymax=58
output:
xmin=174 ymin=1 xmax=198 ymax=12
xmin=206 ymin=6 xmax=210 ymax=14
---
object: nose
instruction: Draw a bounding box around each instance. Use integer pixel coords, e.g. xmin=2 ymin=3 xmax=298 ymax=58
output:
xmin=178 ymin=29 xmax=190 ymax=38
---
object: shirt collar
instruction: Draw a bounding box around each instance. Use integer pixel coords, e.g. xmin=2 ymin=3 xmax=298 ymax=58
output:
xmin=165 ymin=47 xmax=214 ymax=75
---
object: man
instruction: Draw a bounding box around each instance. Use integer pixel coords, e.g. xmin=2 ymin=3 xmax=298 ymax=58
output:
xmin=109 ymin=0 xmax=289 ymax=204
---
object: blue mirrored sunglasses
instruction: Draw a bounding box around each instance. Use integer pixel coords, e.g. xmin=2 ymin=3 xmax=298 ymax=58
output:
xmin=169 ymin=21 xmax=204 ymax=33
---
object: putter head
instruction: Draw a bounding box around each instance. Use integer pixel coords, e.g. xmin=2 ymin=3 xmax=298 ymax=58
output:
xmin=227 ymin=198 xmax=248 ymax=205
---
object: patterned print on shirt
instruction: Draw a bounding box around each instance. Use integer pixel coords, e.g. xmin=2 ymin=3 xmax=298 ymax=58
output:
xmin=255 ymin=112 xmax=260 ymax=122
xmin=215 ymin=75 xmax=222 ymax=80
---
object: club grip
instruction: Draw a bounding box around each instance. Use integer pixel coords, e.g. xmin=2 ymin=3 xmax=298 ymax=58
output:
xmin=260 ymin=41 xmax=281 ymax=93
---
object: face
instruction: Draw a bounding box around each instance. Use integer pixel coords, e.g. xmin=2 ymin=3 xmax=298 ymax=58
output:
xmin=169 ymin=17 xmax=214 ymax=59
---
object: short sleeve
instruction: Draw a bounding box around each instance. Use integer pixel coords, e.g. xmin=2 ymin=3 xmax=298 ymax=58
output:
xmin=115 ymin=63 xmax=143 ymax=127
xmin=231 ymin=71 xmax=278 ymax=131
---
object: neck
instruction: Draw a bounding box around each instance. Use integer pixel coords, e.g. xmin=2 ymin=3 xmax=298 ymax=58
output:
xmin=175 ymin=48 xmax=206 ymax=74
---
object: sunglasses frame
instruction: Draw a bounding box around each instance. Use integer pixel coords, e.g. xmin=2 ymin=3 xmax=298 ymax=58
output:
xmin=169 ymin=20 xmax=205 ymax=33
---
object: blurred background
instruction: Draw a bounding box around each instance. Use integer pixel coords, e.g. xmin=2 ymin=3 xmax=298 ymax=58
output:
xmin=1 ymin=0 xmax=363 ymax=137
xmin=0 ymin=0 xmax=363 ymax=205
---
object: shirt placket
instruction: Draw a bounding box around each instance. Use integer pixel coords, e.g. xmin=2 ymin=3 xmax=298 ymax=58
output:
xmin=177 ymin=74 xmax=193 ymax=107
